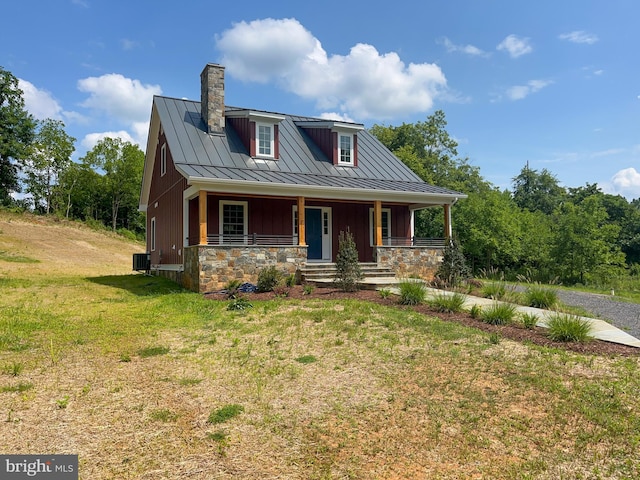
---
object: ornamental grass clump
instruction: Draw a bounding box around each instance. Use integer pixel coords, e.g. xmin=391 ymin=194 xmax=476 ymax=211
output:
xmin=525 ymin=285 xmax=558 ymax=309
xmin=480 ymin=302 xmax=517 ymax=325
xmin=428 ymin=292 xmax=467 ymax=313
xmin=546 ymin=313 xmax=593 ymax=342
xmin=398 ymin=279 xmax=427 ymax=305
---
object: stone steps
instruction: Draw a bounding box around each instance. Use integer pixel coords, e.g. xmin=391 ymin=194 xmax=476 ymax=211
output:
xmin=300 ymin=263 xmax=398 ymax=289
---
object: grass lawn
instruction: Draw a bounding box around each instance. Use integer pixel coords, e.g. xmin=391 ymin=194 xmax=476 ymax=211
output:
xmin=1 ymin=212 xmax=640 ymax=479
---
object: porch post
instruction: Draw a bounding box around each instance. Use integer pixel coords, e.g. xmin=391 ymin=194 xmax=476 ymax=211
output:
xmin=374 ymin=200 xmax=383 ymax=246
xmin=199 ymin=191 xmax=208 ymax=245
xmin=297 ymin=196 xmax=306 ymax=246
xmin=444 ymin=203 xmax=452 ymax=240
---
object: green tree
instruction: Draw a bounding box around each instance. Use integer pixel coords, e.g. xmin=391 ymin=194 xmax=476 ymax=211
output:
xmin=54 ymin=161 xmax=105 ymax=220
xmin=23 ymin=119 xmax=75 ymax=214
xmin=455 ymin=188 xmax=524 ymax=272
xmin=81 ymin=138 xmax=144 ymax=231
xmin=550 ymin=196 xmax=625 ymax=284
xmin=512 ymin=163 xmax=566 ymax=215
xmin=0 ymin=66 xmax=36 ymax=205
xmin=335 ymin=229 xmax=363 ymax=292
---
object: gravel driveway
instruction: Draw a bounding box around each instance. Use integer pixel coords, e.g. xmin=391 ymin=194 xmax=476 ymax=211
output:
xmin=553 ymin=290 xmax=640 ymax=340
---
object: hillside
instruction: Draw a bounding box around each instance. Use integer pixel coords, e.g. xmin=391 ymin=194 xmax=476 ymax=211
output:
xmin=0 ymin=211 xmax=144 ymax=277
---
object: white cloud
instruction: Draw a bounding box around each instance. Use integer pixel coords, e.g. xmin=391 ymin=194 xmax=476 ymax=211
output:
xmin=497 ymin=34 xmax=533 ymax=58
xmin=440 ymin=37 xmax=490 ymax=57
xmin=216 ymin=18 xmax=447 ymax=120
xmin=81 ymin=131 xmax=138 ymax=150
xmin=318 ymin=112 xmax=355 ymax=123
xmin=121 ymin=39 xmax=138 ymax=50
xmin=77 ymin=73 xmax=159 ymax=148
xmin=608 ymin=167 xmax=640 ymax=199
xmin=77 ymin=73 xmax=161 ymax=123
xmin=18 ymin=79 xmax=63 ymax=120
xmin=559 ymin=31 xmax=599 ymax=45
xmin=505 ymin=79 xmax=553 ymax=100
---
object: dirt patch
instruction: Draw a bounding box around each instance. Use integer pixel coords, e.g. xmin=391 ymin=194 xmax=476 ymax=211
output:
xmin=208 ymin=285 xmax=640 ymax=358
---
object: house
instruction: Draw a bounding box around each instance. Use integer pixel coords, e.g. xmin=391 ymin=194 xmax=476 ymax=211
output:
xmin=138 ymin=64 xmax=466 ymax=292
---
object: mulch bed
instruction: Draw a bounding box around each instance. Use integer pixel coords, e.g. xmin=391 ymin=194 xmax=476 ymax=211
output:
xmin=205 ymin=285 xmax=640 ymax=357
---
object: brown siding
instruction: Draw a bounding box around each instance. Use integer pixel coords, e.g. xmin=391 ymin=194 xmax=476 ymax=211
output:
xmin=302 ymin=127 xmax=334 ymax=162
xmin=353 ymin=134 xmax=358 ymax=167
xmin=147 ymin=127 xmax=188 ymax=265
xmin=227 ymin=117 xmax=251 ymax=153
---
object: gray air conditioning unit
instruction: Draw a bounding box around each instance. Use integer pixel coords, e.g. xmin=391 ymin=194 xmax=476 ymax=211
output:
xmin=133 ymin=253 xmax=151 ymax=273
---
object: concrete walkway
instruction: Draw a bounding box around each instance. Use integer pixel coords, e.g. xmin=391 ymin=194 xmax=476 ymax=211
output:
xmin=313 ymin=277 xmax=640 ymax=349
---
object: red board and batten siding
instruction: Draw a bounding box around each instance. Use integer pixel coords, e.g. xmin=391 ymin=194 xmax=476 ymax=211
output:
xmin=147 ymin=131 xmax=187 ymax=266
xmin=186 ymin=195 xmax=412 ymax=263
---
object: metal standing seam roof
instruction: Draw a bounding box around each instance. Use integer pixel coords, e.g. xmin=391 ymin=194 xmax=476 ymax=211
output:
xmin=152 ymin=95 xmax=465 ymax=198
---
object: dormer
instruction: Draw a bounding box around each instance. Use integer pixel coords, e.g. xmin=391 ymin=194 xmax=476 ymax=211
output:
xmin=225 ymin=110 xmax=285 ymax=160
xmin=296 ymin=121 xmax=364 ymax=167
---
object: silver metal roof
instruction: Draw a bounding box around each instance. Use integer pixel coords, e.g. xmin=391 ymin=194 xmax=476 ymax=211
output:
xmin=152 ymin=95 xmax=465 ymax=200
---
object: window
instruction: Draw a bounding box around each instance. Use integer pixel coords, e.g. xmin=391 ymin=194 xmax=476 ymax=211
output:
xmin=369 ymin=208 xmax=391 ymax=246
xmin=150 ymin=217 xmax=156 ymax=252
xmin=338 ymin=134 xmax=353 ymax=165
xmin=160 ymin=143 xmax=167 ymax=176
xmin=257 ymin=123 xmax=274 ymax=157
xmin=220 ymin=201 xmax=248 ymax=244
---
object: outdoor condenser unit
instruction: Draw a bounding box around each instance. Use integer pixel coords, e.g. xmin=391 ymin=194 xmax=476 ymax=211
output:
xmin=132 ymin=253 xmax=150 ymax=272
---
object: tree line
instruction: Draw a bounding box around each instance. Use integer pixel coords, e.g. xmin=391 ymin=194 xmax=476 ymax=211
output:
xmin=0 ymin=66 xmax=144 ymax=238
xmin=370 ymin=111 xmax=640 ymax=286
xmin=3 ymin=64 xmax=639 ymax=285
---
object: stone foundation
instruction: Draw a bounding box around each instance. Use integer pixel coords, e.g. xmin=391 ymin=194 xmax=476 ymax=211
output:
xmin=184 ymin=245 xmax=308 ymax=293
xmin=375 ymin=246 xmax=443 ymax=280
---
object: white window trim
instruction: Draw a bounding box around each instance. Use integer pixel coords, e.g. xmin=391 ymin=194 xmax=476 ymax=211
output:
xmin=219 ymin=200 xmax=248 ymax=244
xmin=256 ymin=122 xmax=275 ymax=159
xmin=338 ymin=133 xmax=354 ymax=166
xmin=150 ymin=217 xmax=156 ymax=252
xmin=369 ymin=208 xmax=391 ymax=246
xmin=160 ymin=143 xmax=167 ymax=176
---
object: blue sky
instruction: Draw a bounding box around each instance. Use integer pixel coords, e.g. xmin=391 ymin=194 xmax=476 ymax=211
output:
xmin=2 ymin=0 xmax=639 ymax=199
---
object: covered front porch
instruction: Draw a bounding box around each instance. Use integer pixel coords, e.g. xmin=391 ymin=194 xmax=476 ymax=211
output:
xmin=181 ymin=188 xmax=456 ymax=292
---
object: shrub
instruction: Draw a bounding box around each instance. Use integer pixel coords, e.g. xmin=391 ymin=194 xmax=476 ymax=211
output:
xmin=481 ymin=282 xmax=507 ymax=300
xmin=257 ymin=266 xmax=282 ymax=292
xmin=524 ymin=285 xmax=558 ymax=309
xmin=335 ymin=229 xmax=363 ymax=292
xmin=480 ymin=302 xmax=517 ymax=325
xmin=546 ymin=313 xmax=593 ymax=342
xmin=223 ymin=279 xmax=243 ymax=299
xmin=520 ymin=312 xmax=539 ymax=329
xmin=435 ymin=239 xmax=471 ymax=287
xmin=428 ymin=292 xmax=467 ymax=313
xmin=398 ymin=279 xmax=427 ymax=305
xmin=469 ymin=304 xmax=482 ymax=319
xmin=227 ymin=297 xmax=253 ymax=311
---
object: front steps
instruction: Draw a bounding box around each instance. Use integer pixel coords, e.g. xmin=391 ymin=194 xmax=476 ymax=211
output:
xmin=299 ymin=263 xmax=398 ymax=289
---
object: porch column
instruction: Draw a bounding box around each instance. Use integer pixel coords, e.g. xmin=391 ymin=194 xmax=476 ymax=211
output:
xmin=444 ymin=204 xmax=452 ymax=240
xmin=374 ymin=200 xmax=383 ymax=246
xmin=297 ymin=196 xmax=306 ymax=246
xmin=199 ymin=191 xmax=208 ymax=245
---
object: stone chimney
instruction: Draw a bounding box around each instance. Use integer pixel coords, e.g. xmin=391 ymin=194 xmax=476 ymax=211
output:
xmin=200 ymin=63 xmax=225 ymax=134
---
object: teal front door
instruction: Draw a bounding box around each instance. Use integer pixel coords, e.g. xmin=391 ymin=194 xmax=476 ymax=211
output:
xmin=305 ymin=208 xmax=322 ymax=260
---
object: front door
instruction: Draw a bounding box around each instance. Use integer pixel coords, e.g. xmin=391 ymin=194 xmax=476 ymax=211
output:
xmin=305 ymin=208 xmax=323 ymax=260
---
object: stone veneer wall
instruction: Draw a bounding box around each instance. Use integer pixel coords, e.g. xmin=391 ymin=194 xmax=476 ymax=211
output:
xmin=375 ymin=246 xmax=443 ymax=280
xmin=184 ymin=245 xmax=308 ymax=293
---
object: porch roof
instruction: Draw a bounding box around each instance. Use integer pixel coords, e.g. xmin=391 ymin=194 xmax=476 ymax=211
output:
xmin=140 ymin=96 xmax=466 ymax=210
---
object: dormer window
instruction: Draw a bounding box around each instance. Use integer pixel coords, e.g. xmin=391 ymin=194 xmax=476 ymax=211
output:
xmin=339 ymin=134 xmax=353 ymax=165
xmin=257 ymin=123 xmax=274 ymax=158
xmin=226 ymin=110 xmax=285 ymax=160
xmin=296 ymin=120 xmax=364 ymax=168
